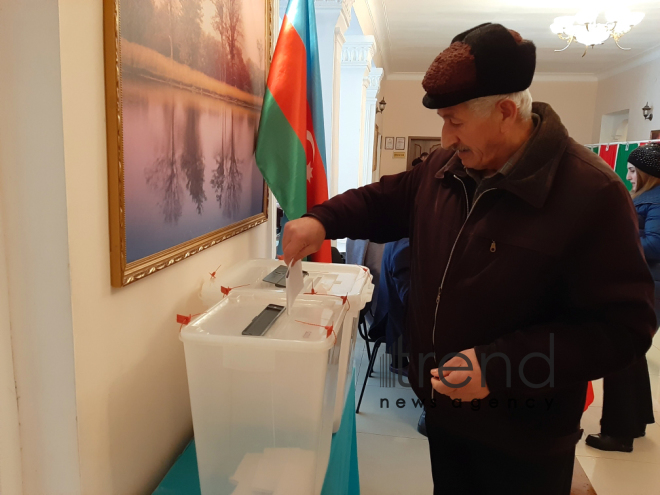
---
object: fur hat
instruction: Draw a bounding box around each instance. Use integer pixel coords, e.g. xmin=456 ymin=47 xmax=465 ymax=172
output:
xmin=422 ymin=23 xmax=536 ymax=109
xmin=629 ymin=144 xmax=660 ymax=178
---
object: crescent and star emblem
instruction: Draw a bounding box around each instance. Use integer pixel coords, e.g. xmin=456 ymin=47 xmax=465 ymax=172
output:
xmin=306 ymin=131 xmax=315 ymax=183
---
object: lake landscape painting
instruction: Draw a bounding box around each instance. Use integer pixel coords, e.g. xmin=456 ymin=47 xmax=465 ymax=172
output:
xmin=104 ymin=0 xmax=271 ymax=287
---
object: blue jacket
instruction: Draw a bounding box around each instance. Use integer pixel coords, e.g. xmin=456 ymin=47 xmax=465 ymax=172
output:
xmin=634 ymin=186 xmax=660 ymax=285
xmin=369 ymin=238 xmax=410 ymax=354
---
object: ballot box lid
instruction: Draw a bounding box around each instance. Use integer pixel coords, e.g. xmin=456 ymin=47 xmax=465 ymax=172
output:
xmin=200 ymin=259 xmax=374 ymax=314
xmin=181 ymin=291 xmax=347 ymax=352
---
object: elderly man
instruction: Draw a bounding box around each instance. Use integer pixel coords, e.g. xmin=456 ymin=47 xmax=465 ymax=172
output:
xmin=283 ymin=23 xmax=655 ymax=494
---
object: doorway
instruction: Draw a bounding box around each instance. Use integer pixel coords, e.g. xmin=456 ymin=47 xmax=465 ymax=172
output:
xmin=407 ymin=136 xmax=442 ymax=171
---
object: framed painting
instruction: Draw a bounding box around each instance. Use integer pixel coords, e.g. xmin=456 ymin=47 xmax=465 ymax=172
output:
xmin=103 ymin=0 xmax=272 ymax=287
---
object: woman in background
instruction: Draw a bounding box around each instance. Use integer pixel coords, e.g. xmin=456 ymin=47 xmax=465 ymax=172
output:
xmin=628 ymin=143 xmax=660 ymax=321
xmin=586 ymin=143 xmax=660 ymax=452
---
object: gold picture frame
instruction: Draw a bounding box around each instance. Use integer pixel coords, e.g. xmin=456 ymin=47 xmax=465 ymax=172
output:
xmin=103 ymin=0 xmax=273 ymax=287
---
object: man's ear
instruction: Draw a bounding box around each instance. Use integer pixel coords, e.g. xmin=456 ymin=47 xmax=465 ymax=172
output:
xmin=497 ymin=99 xmax=518 ymax=129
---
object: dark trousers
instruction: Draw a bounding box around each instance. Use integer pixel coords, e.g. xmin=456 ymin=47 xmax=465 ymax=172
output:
xmin=426 ymin=412 xmax=575 ymax=495
xmin=601 ymin=356 xmax=655 ymax=438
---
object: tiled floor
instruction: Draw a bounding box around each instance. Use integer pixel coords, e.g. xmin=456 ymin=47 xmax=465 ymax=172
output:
xmin=352 ymin=331 xmax=660 ymax=495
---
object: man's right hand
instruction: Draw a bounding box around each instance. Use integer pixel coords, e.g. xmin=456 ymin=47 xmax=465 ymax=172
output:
xmin=282 ymin=217 xmax=326 ymax=266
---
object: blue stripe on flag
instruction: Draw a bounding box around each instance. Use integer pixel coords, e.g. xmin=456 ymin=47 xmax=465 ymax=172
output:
xmin=285 ymin=0 xmax=328 ymax=173
xmin=306 ymin=0 xmax=327 ymax=171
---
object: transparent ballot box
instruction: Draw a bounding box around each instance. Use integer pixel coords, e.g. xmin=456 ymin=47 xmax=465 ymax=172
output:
xmin=200 ymin=259 xmax=374 ymax=433
xmin=180 ymin=291 xmax=349 ymax=495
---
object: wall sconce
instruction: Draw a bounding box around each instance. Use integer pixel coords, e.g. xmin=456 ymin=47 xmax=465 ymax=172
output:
xmin=376 ymin=98 xmax=387 ymax=114
xmin=643 ymin=102 xmax=653 ymax=121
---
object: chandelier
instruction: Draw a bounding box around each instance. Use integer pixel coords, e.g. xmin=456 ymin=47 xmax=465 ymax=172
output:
xmin=550 ymin=8 xmax=645 ymax=56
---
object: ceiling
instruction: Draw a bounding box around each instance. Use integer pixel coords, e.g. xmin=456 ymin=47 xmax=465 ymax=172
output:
xmin=354 ymin=0 xmax=660 ymax=76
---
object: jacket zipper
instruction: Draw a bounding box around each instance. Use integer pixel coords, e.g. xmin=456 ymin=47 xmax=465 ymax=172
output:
xmin=431 ymin=177 xmax=496 ymax=399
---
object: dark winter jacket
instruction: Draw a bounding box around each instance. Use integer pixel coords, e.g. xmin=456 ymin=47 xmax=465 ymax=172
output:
xmin=307 ymin=102 xmax=656 ymax=456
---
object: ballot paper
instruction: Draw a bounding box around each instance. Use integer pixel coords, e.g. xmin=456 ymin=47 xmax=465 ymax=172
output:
xmin=230 ymin=448 xmax=315 ymax=495
xmin=229 ymin=453 xmax=262 ymax=486
xmin=271 ymin=448 xmax=315 ymax=495
xmin=285 ymin=260 xmax=305 ymax=315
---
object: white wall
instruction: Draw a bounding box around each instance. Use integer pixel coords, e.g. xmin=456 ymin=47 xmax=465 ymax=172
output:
xmin=592 ymin=56 xmax=660 ymax=143
xmin=529 ymin=78 xmax=598 ymax=145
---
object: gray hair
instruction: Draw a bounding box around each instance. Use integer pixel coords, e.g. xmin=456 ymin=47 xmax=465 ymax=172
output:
xmin=466 ymin=89 xmax=533 ymax=121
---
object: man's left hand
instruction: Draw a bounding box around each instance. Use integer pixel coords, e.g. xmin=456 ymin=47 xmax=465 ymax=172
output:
xmin=430 ymin=348 xmax=490 ymax=400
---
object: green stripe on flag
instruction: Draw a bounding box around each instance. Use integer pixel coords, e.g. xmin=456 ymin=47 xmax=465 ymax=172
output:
xmin=614 ymin=143 xmax=638 ymax=191
xmin=256 ymin=89 xmax=307 ymax=220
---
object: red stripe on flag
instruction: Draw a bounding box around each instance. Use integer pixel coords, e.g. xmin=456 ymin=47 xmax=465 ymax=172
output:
xmin=305 ymin=103 xmax=328 ymax=211
xmin=584 ymin=381 xmax=594 ymax=411
xmin=266 ymin=15 xmax=307 ymax=148
xmin=598 ymin=144 xmax=617 ymax=170
xmin=310 ymin=240 xmax=332 ymax=263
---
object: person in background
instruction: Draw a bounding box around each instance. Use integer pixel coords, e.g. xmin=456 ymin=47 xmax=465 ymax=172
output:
xmin=586 ymin=143 xmax=660 ymax=452
xmin=369 ymin=238 xmax=411 ymax=376
xmin=411 ymin=152 xmax=429 ymax=167
xmin=368 ymin=238 xmax=430 ymax=436
xmin=628 ymin=143 xmax=660 ymax=320
xmin=369 ymin=237 xmax=426 ymax=436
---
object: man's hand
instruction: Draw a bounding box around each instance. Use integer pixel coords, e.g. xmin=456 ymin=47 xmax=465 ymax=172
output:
xmin=430 ymin=348 xmax=490 ymax=400
xmin=282 ymin=217 xmax=326 ymax=266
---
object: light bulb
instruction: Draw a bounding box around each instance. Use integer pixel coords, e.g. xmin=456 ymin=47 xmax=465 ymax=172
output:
xmin=574 ymin=23 xmax=609 ymax=45
xmin=574 ymin=9 xmax=599 ymax=25
xmin=551 ymin=16 xmax=575 ymax=35
xmin=550 ymin=22 xmax=565 ymax=34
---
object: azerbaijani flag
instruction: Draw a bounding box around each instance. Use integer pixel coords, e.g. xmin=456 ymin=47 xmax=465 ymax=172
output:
xmin=255 ymin=0 xmax=332 ymax=263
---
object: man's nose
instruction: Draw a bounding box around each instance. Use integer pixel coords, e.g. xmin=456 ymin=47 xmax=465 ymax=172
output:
xmin=441 ymin=125 xmax=457 ymax=150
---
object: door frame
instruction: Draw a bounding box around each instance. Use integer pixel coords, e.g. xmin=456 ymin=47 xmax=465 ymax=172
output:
xmin=407 ymin=136 xmax=442 ymax=171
